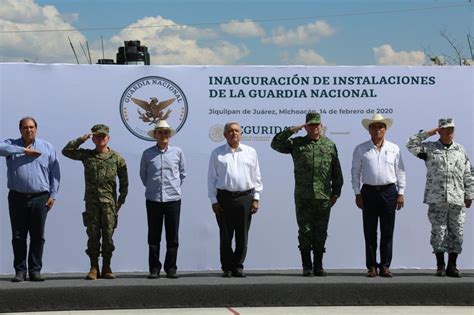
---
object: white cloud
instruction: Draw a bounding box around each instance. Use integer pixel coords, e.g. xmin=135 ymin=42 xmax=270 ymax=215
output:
xmin=0 ymin=1 xmax=249 ymax=65
xmin=220 ymin=19 xmax=265 ymax=37
xmin=373 ymin=44 xmax=425 ymax=65
xmin=0 ymin=0 xmax=43 ymax=23
xmin=262 ymin=20 xmax=335 ymax=46
xmin=293 ymin=49 xmax=327 ymax=65
xmin=0 ymin=0 xmax=86 ymax=63
xmin=105 ymin=16 xmax=249 ymax=64
xmin=280 ymin=49 xmax=327 ymax=65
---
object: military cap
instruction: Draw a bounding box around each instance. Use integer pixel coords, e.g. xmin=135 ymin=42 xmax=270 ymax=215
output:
xmin=438 ymin=118 xmax=455 ymax=129
xmin=306 ymin=112 xmax=321 ymax=124
xmin=91 ymin=124 xmax=110 ymax=135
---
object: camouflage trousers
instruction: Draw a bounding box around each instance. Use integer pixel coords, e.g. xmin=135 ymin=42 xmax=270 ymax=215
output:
xmin=428 ymin=203 xmax=465 ymax=254
xmin=295 ymin=198 xmax=331 ymax=253
xmin=83 ymin=201 xmax=118 ymax=259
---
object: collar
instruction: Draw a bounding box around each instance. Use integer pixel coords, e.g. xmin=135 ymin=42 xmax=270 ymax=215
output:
xmin=226 ymin=143 xmax=242 ymax=152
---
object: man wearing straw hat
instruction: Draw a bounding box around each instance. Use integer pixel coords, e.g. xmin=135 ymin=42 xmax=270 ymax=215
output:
xmin=406 ymin=118 xmax=472 ymax=277
xmin=140 ymin=120 xmax=186 ymax=279
xmin=63 ymin=124 xmax=128 ymax=280
xmin=351 ymin=114 xmax=406 ymax=278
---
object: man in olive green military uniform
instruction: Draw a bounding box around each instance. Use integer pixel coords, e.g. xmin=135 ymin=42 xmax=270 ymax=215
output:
xmin=271 ymin=113 xmax=343 ymax=276
xmin=62 ymin=124 xmax=128 ymax=280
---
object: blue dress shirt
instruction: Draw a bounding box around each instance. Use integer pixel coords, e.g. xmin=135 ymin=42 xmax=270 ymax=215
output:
xmin=0 ymin=138 xmax=61 ymax=199
xmin=140 ymin=145 xmax=186 ymax=202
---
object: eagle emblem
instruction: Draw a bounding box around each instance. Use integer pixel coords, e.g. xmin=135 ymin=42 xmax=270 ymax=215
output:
xmin=131 ymin=97 xmax=176 ymax=124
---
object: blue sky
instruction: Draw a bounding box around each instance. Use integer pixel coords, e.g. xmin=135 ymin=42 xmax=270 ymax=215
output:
xmin=1 ymin=0 xmax=472 ymax=65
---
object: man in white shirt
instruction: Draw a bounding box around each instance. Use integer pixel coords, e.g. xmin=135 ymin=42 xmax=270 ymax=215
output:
xmin=351 ymin=114 xmax=406 ymax=278
xmin=208 ymin=122 xmax=263 ymax=278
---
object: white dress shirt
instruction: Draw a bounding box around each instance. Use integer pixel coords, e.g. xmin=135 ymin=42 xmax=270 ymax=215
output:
xmin=208 ymin=142 xmax=263 ymax=204
xmin=351 ymin=139 xmax=406 ymax=195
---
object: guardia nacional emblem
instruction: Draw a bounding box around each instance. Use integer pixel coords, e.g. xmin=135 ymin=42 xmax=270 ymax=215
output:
xmin=120 ymin=76 xmax=188 ymax=141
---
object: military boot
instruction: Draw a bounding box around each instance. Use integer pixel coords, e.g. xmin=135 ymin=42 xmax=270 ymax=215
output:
xmin=86 ymin=257 xmax=100 ymax=280
xmin=102 ymin=257 xmax=116 ymax=279
xmin=446 ymin=253 xmax=461 ymax=278
xmin=300 ymin=250 xmax=313 ymax=277
xmin=435 ymin=252 xmax=446 ymax=277
xmin=313 ymin=252 xmax=327 ymax=277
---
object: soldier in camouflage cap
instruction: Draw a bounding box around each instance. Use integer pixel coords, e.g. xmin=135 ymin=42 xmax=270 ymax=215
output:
xmin=406 ymin=118 xmax=472 ymax=277
xmin=271 ymin=112 xmax=343 ymax=277
xmin=62 ymin=124 xmax=128 ymax=280
xmin=91 ymin=124 xmax=109 ymax=135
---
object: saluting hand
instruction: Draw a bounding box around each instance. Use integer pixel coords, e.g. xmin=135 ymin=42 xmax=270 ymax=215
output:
xmin=426 ymin=127 xmax=440 ymax=137
xmin=81 ymin=133 xmax=92 ymax=141
xmin=289 ymin=124 xmax=306 ymax=133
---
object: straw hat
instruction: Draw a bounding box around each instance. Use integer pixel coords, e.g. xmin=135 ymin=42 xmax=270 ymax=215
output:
xmin=362 ymin=113 xmax=393 ymax=130
xmin=147 ymin=120 xmax=176 ymax=138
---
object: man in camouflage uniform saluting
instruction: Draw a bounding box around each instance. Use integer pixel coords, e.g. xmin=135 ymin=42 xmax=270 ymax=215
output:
xmin=406 ymin=118 xmax=472 ymax=277
xmin=271 ymin=112 xmax=343 ymax=276
xmin=62 ymin=124 xmax=128 ymax=280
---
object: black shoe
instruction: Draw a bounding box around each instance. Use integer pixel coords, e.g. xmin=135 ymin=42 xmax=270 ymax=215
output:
xmin=435 ymin=266 xmax=446 ymax=277
xmin=11 ymin=271 xmax=26 ymax=283
xmin=29 ymin=272 xmax=45 ymax=282
xmin=446 ymin=265 xmax=461 ymax=278
xmin=302 ymin=269 xmax=313 ymax=277
xmin=446 ymin=253 xmax=461 ymax=278
xmin=166 ymin=270 xmax=179 ymax=279
xmin=313 ymin=269 xmax=327 ymax=277
xmin=147 ymin=270 xmax=160 ymax=279
xmin=222 ymin=270 xmax=233 ymax=278
xmin=232 ymin=268 xmax=246 ymax=278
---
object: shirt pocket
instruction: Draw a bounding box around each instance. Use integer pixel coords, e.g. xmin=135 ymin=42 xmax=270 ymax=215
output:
xmin=453 ymin=152 xmax=467 ymax=171
xmin=385 ymin=150 xmax=396 ymax=165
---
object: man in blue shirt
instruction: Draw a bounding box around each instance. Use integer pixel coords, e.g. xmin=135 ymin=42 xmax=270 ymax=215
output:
xmin=0 ymin=117 xmax=60 ymax=282
xmin=140 ymin=120 xmax=186 ymax=279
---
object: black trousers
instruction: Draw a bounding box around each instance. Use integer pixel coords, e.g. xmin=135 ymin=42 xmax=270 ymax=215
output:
xmin=216 ymin=190 xmax=253 ymax=271
xmin=146 ymin=199 xmax=181 ymax=273
xmin=361 ymin=184 xmax=397 ymax=270
xmin=8 ymin=190 xmax=49 ymax=274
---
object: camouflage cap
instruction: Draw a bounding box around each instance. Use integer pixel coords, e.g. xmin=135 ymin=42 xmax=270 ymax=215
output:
xmin=91 ymin=124 xmax=110 ymax=135
xmin=306 ymin=112 xmax=321 ymax=124
xmin=438 ymin=118 xmax=455 ymax=129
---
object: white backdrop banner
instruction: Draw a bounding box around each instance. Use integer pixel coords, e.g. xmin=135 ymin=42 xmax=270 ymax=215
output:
xmin=0 ymin=64 xmax=472 ymax=273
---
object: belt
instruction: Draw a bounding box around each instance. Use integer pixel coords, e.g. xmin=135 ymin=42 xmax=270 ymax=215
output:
xmin=10 ymin=190 xmax=49 ymax=198
xmin=217 ymin=189 xmax=253 ymax=197
xmin=363 ymin=184 xmax=394 ymax=191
